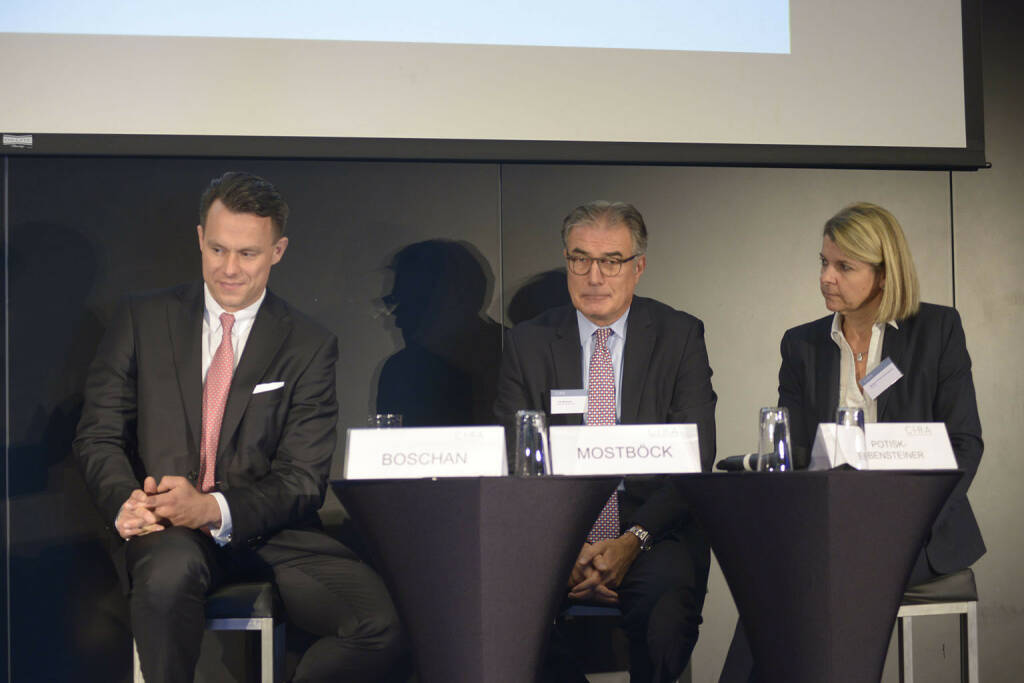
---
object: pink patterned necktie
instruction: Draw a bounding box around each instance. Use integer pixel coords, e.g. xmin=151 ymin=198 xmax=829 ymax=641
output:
xmin=587 ymin=327 xmax=620 ymax=543
xmin=199 ymin=313 xmax=235 ymax=492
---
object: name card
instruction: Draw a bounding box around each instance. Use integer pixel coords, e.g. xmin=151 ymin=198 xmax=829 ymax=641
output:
xmin=810 ymin=423 xmax=957 ymax=471
xmin=344 ymin=426 xmax=507 ymax=479
xmin=549 ymin=424 xmax=701 ymax=476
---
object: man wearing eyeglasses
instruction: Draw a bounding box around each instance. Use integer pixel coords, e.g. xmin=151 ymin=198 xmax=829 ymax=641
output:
xmin=495 ymin=201 xmax=717 ymax=683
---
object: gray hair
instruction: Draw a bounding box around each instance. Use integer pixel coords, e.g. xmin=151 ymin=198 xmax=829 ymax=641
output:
xmin=561 ymin=201 xmax=648 ymax=255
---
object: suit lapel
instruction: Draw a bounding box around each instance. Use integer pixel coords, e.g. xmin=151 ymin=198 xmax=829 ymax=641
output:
xmin=169 ymin=283 xmax=205 ymax=456
xmin=551 ymin=309 xmax=584 ymax=426
xmin=877 ymin=322 xmax=906 ymax=421
xmin=218 ymin=291 xmax=291 ymax=455
xmin=620 ymin=299 xmax=652 ymax=425
xmin=815 ymin=319 xmax=841 ymax=428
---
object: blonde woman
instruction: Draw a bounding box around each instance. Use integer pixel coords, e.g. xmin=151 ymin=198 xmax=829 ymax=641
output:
xmin=720 ymin=202 xmax=984 ymax=682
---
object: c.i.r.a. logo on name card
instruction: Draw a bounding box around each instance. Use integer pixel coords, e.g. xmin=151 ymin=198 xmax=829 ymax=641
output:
xmin=810 ymin=422 xmax=957 ymax=471
xmin=344 ymin=426 xmax=506 ymax=479
xmin=548 ymin=424 xmax=701 ymax=475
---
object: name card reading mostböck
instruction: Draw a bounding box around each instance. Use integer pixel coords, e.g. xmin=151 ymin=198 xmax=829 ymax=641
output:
xmin=549 ymin=424 xmax=701 ymax=475
xmin=810 ymin=423 xmax=957 ymax=471
xmin=344 ymin=426 xmax=506 ymax=479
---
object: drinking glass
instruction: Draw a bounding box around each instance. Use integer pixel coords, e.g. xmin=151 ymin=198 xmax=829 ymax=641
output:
xmin=757 ymin=406 xmax=793 ymax=472
xmin=514 ymin=410 xmax=551 ymax=477
xmin=368 ymin=413 xmax=403 ymax=428
xmin=835 ymin=407 xmax=868 ymax=468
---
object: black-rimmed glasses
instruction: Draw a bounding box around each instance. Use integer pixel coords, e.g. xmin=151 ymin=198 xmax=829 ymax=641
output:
xmin=565 ymin=253 xmax=640 ymax=277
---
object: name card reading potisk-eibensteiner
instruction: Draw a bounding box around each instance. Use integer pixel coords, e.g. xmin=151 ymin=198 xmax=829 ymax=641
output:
xmin=549 ymin=424 xmax=701 ymax=475
xmin=861 ymin=423 xmax=957 ymax=470
xmin=344 ymin=426 xmax=506 ymax=479
xmin=810 ymin=422 xmax=957 ymax=471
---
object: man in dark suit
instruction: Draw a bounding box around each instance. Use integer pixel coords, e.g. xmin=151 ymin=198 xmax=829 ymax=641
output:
xmin=74 ymin=172 xmax=403 ymax=683
xmin=495 ymin=201 xmax=717 ymax=682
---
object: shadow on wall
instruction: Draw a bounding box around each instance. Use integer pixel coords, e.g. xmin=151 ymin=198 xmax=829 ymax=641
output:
xmin=6 ymin=221 xmax=131 ymax=681
xmin=375 ymin=239 xmax=505 ymax=426
xmin=507 ymin=268 xmax=572 ymax=326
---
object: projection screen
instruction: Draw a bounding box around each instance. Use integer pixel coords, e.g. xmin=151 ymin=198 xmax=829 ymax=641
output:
xmin=0 ymin=0 xmax=985 ymax=168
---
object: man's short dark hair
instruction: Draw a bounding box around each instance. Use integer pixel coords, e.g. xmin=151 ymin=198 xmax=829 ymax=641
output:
xmin=199 ymin=171 xmax=289 ymax=238
xmin=561 ymin=200 xmax=648 ymax=255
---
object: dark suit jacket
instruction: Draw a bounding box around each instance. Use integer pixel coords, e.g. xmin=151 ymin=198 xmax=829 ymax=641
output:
xmin=74 ymin=281 xmax=341 ymax=554
xmin=779 ymin=302 xmax=985 ymax=573
xmin=494 ymin=296 xmax=717 ymax=540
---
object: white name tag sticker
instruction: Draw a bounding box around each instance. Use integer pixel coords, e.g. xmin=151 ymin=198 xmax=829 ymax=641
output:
xmin=551 ymin=389 xmax=587 ymax=414
xmin=549 ymin=424 xmax=701 ymax=475
xmin=859 ymin=357 xmax=903 ymax=400
xmin=810 ymin=422 xmax=956 ymax=470
xmin=344 ymin=426 xmax=507 ymax=479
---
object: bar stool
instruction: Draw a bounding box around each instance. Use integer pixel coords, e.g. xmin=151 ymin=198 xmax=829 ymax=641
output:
xmin=132 ymin=580 xmax=284 ymax=683
xmin=897 ymin=568 xmax=979 ymax=683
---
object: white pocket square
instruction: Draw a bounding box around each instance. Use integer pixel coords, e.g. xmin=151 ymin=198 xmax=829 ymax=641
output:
xmin=253 ymin=381 xmax=285 ymax=394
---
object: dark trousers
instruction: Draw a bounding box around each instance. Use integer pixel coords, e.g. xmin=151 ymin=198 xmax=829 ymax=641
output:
xmin=125 ymin=526 xmax=404 ymax=683
xmin=718 ymin=547 xmax=944 ymax=683
xmin=547 ymin=533 xmax=710 ymax=683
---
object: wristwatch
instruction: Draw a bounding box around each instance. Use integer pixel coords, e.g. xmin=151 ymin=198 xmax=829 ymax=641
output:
xmin=626 ymin=524 xmax=653 ymax=551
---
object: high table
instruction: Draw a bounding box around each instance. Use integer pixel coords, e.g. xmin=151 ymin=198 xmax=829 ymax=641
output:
xmin=333 ymin=476 xmax=618 ymax=683
xmin=674 ymin=469 xmax=961 ymax=683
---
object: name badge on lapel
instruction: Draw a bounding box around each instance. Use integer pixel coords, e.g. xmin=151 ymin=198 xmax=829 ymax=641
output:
xmin=859 ymin=357 xmax=903 ymax=400
xmin=551 ymin=389 xmax=587 ymax=415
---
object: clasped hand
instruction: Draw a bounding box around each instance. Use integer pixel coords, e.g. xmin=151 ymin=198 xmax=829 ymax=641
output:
xmin=114 ymin=476 xmax=221 ymax=540
xmin=567 ymin=535 xmax=641 ymax=605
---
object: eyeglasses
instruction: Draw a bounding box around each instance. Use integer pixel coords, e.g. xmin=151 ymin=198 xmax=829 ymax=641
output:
xmin=565 ymin=253 xmax=640 ymax=277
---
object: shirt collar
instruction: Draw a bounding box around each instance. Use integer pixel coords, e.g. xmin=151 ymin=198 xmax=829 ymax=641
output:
xmin=203 ymin=283 xmax=265 ymax=329
xmin=829 ymin=313 xmax=898 ymax=337
xmin=577 ymin=307 xmax=630 ymax=347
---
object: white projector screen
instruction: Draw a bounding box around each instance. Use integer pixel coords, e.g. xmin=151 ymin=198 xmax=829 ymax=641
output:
xmin=0 ymin=0 xmax=985 ymax=168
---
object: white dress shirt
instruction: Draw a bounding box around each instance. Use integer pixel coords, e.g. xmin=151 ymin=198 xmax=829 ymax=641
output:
xmin=201 ymin=284 xmax=266 ymax=544
xmin=830 ymin=313 xmax=898 ymax=424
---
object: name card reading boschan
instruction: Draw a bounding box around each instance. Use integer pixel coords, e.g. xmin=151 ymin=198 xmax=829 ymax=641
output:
xmin=344 ymin=426 xmax=506 ymax=479
xmin=549 ymin=424 xmax=701 ymax=476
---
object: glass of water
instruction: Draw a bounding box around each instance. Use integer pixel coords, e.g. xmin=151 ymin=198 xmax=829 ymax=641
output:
xmin=757 ymin=406 xmax=793 ymax=472
xmin=368 ymin=413 xmax=403 ymax=428
xmin=514 ymin=410 xmax=551 ymax=476
xmin=835 ymin=407 xmax=867 ymax=468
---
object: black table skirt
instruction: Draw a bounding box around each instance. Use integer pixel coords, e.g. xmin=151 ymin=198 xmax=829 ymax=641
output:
xmin=674 ymin=470 xmax=960 ymax=683
xmin=334 ymin=476 xmax=618 ymax=683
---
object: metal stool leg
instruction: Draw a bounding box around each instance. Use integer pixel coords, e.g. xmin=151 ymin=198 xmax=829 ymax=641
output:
xmin=898 ymin=615 xmax=914 ymax=683
xmin=257 ymin=617 xmax=275 ymax=683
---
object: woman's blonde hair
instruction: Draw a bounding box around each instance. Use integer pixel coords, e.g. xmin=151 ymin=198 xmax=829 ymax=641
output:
xmin=824 ymin=202 xmax=920 ymax=322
